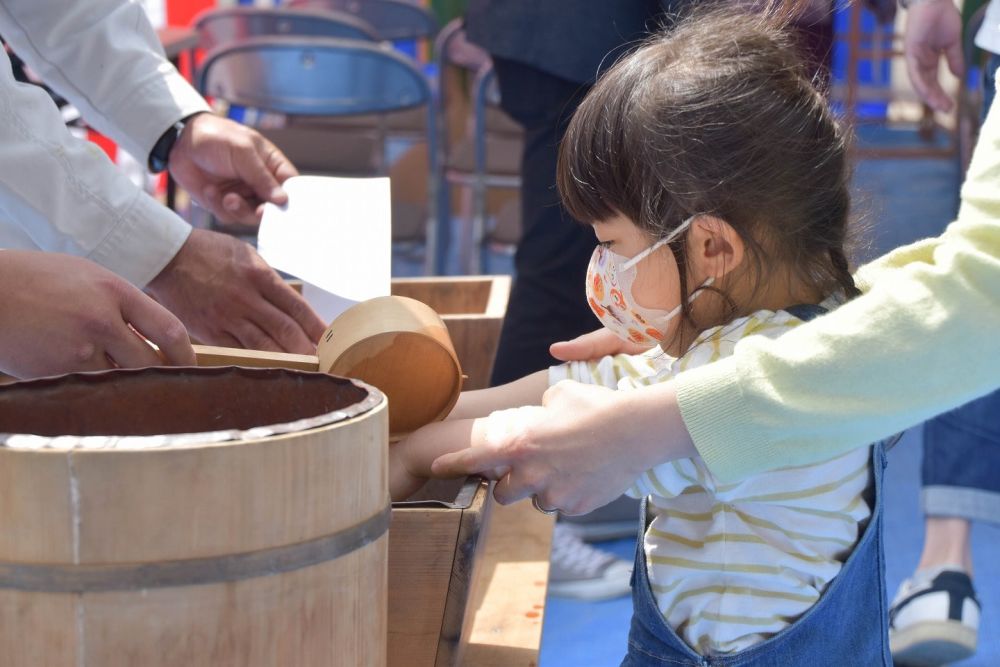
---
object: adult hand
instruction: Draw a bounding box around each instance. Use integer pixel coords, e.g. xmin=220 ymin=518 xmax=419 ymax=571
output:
xmin=432 ymin=379 xmax=696 ymax=515
xmin=0 ymin=251 xmax=194 ymax=379
xmin=146 ymin=229 xmax=326 ymax=353
xmin=904 ymin=0 xmax=964 ymax=113
xmin=549 ymin=327 xmax=649 ymax=362
xmin=168 ymin=113 xmax=297 ymax=226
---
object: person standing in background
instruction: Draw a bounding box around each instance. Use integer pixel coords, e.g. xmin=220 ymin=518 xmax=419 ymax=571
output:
xmin=463 ymin=0 xmax=670 ymax=601
xmin=889 ymin=2 xmax=996 ymax=664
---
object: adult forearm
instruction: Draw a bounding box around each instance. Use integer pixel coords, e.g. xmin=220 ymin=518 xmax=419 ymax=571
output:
xmin=677 ymin=224 xmax=1000 ymax=482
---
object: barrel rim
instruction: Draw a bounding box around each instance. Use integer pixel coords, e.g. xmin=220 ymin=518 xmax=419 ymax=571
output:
xmin=0 ymin=365 xmax=385 ymax=451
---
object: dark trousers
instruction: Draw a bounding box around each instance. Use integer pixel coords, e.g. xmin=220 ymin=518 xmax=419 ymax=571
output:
xmin=489 ymin=58 xmax=599 ymax=386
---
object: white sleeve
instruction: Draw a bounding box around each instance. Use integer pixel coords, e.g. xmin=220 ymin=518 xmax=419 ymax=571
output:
xmin=0 ymin=0 xmax=210 ymax=161
xmin=0 ymin=45 xmax=190 ymax=286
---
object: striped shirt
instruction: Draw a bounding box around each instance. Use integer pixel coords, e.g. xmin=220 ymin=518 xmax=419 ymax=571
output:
xmin=549 ymin=306 xmax=872 ymax=655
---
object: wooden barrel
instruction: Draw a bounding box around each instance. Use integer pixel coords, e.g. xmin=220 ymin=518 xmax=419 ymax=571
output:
xmin=0 ymin=366 xmax=388 ymax=667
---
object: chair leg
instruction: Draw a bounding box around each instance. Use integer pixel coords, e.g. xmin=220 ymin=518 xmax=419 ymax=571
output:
xmin=469 ymin=178 xmax=487 ymax=276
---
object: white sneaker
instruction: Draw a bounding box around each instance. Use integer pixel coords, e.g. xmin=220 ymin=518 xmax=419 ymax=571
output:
xmin=547 ymin=523 xmax=632 ymax=602
xmin=889 ymin=568 xmax=980 ymax=666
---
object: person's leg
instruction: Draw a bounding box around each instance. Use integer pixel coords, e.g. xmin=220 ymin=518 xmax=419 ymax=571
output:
xmin=889 ymin=51 xmax=1000 ymax=666
xmin=889 ymin=390 xmax=1000 ymax=665
xmin=488 ymin=58 xmax=598 ymax=386
xmin=485 ymin=59 xmax=633 ymax=600
xmin=917 ymin=517 xmax=973 ymax=574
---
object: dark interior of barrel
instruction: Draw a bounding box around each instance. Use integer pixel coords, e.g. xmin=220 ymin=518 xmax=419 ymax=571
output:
xmin=0 ymin=366 xmax=377 ymax=436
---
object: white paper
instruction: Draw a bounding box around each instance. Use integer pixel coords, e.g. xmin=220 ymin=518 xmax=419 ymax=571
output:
xmin=258 ymin=175 xmax=392 ymax=323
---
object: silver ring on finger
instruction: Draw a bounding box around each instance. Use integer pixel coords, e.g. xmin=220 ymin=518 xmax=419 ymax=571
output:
xmin=532 ymin=494 xmax=559 ymax=516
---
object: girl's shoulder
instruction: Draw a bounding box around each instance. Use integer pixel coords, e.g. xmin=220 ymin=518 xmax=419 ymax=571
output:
xmin=688 ymin=308 xmax=806 ymax=350
xmin=673 ymin=296 xmax=842 ymax=372
xmin=690 ymin=295 xmax=843 ymax=350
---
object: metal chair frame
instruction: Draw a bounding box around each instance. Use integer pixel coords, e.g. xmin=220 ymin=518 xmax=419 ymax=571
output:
xmin=198 ymin=36 xmax=443 ymax=273
xmin=435 ymin=18 xmax=523 ymax=275
xmin=194 ymin=6 xmax=380 ymax=52
xmin=957 ymin=5 xmax=989 ymax=176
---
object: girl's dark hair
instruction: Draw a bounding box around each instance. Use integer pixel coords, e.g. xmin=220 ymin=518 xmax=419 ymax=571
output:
xmin=557 ymin=7 xmax=859 ymax=337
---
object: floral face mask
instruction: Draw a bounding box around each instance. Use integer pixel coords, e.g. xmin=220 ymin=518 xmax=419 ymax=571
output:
xmin=585 ymin=215 xmax=713 ymax=346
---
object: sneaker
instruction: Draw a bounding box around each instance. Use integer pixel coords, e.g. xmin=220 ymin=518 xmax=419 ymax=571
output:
xmin=547 ymin=523 xmax=633 ymax=601
xmin=889 ymin=568 xmax=980 ymax=666
xmin=560 ymin=495 xmax=641 ymax=542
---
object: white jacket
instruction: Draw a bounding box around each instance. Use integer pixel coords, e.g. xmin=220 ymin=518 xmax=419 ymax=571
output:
xmin=0 ymin=0 xmax=210 ymax=286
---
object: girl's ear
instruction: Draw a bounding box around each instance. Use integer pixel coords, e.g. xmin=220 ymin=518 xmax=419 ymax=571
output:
xmin=687 ymin=215 xmax=744 ymax=281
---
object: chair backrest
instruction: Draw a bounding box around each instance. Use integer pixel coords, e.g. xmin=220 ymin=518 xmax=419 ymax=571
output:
xmin=286 ymin=0 xmax=438 ymax=41
xmin=198 ymin=36 xmax=432 ymax=116
xmin=194 ymin=7 xmax=379 ymax=52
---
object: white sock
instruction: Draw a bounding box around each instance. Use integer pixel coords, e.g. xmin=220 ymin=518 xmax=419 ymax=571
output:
xmin=912 ymin=563 xmax=968 ymax=586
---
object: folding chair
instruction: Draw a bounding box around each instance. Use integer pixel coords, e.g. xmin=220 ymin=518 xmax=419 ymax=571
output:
xmin=198 ymin=36 xmax=442 ymax=273
xmin=193 ymin=5 xmax=384 ymax=176
xmin=284 ymin=0 xmax=438 ymax=144
xmin=435 ymin=18 xmax=523 ymax=274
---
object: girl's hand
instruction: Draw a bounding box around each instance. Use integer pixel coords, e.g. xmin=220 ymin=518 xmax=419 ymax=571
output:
xmin=549 ymin=328 xmax=650 ymax=362
xmin=432 ymin=379 xmax=695 ymax=515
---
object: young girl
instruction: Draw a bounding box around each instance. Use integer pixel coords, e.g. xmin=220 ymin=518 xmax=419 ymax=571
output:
xmin=392 ymin=9 xmax=890 ymax=664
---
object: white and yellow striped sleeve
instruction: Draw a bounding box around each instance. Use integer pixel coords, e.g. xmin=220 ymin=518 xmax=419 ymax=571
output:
xmin=548 ymin=352 xmax=658 ymax=390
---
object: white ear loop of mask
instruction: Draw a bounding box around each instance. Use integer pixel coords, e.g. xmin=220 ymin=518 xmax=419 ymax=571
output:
xmin=657 ymin=276 xmax=716 ymax=322
xmin=621 ymin=214 xmax=714 ymax=321
xmin=620 ymin=214 xmax=697 ymax=272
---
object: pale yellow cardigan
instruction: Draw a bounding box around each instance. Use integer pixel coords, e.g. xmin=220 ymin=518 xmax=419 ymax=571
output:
xmin=677 ymin=99 xmax=1000 ymax=483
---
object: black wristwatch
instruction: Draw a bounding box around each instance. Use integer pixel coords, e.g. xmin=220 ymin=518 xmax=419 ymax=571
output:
xmin=148 ymin=116 xmax=192 ymax=173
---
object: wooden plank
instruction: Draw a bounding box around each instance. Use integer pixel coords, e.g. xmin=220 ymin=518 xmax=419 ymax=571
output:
xmin=387 ymin=508 xmax=462 ymax=667
xmin=460 ymin=500 xmax=553 ymax=666
xmin=193 ymin=344 xmax=319 ymax=372
xmin=434 ymin=481 xmax=494 ymax=667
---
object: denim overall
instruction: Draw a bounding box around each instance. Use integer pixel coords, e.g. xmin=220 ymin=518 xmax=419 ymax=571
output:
xmin=623 ymin=304 xmax=892 ymax=666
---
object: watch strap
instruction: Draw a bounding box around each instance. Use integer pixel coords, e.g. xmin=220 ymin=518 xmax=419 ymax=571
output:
xmin=148 ymin=118 xmax=187 ymax=174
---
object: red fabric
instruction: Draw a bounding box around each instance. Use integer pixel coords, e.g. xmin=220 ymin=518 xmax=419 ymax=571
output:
xmin=166 ymin=0 xmax=213 ymax=28
xmin=86 ymin=129 xmax=117 ymax=162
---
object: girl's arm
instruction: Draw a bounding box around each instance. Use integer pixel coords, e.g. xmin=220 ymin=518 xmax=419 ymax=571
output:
xmin=390 ymin=418 xmax=481 ymax=500
xmin=389 ymin=370 xmax=549 ymax=500
xmin=446 ymin=369 xmax=549 ymax=420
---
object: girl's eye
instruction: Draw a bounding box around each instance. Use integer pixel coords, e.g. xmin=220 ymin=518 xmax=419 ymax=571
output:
xmin=598 ymin=241 xmax=613 ymax=249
